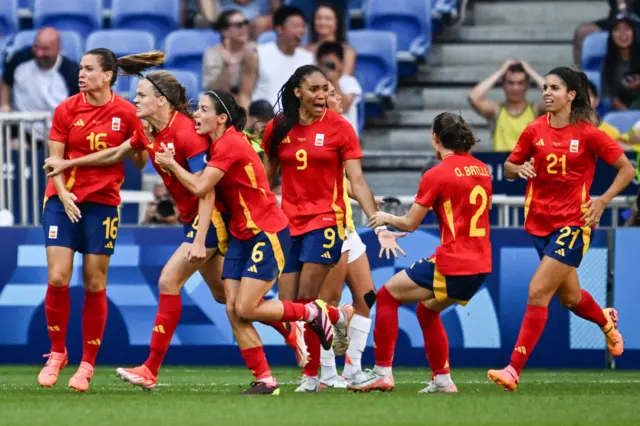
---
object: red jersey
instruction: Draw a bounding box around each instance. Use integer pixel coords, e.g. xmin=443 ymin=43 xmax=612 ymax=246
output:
xmin=509 ymin=115 xmax=624 ymax=236
xmin=45 ymin=92 xmax=137 ymax=205
xmin=208 ymin=128 xmax=288 ymax=240
xmin=263 ymin=109 xmax=362 ymax=236
xmin=415 ymin=153 xmax=493 ymax=276
xmin=130 ymin=111 xmax=225 ymax=223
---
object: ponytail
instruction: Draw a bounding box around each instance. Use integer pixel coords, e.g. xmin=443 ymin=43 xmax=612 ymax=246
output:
xmin=204 ymin=90 xmax=247 ymax=131
xmin=432 ymin=112 xmax=478 ymax=153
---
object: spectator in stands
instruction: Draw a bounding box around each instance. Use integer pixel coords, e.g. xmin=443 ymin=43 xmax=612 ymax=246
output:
xmin=468 ymin=59 xmax=545 ymax=152
xmin=198 ymin=0 xmax=282 ymax=37
xmin=202 ymin=9 xmax=256 ymax=100
xmin=602 ymin=17 xmax=640 ymax=110
xmin=306 ymin=4 xmax=355 ymax=76
xmin=573 ymin=0 xmax=640 ymax=66
xmin=587 ymin=80 xmax=621 ymax=139
xmin=143 ymin=183 xmax=180 ymax=225
xmin=245 ymin=99 xmax=274 ymax=160
xmin=317 ymin=41 xmax=362 ymax=134
xmin=240 ymin=6 xmax=314 ymax=110
xmin=0 ymin=27 xmax=79 ymax=140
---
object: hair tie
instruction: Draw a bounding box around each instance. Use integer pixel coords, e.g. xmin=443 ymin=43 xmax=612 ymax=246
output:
xmin=207 ymin=91 xmax=233 ymax=122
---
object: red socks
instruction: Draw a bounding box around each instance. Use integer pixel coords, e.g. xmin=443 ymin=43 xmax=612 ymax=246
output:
xmin=144 ymin=293 xmax=182 ymax=377
xmin=326 ymin=305 xmax=340 ymax=325
xmin=81 ymin=289 xmax=108 ymax=366
xmin=280 ymin=300 xmax=308 ymax=322
xmin=570 ymin=289 xmax=607 ymax=328
xmin=44 ymin=283 xmax=70 ymax=354
xmin=373 ymin=286 xmax=400 ymax=368
xmin=240 ymin=346 xmax=272 ymax=381
xmin=416 ymin=303 xmax=450 ymax=376
xmin=509 ymin=304 xmax=548 ymax=375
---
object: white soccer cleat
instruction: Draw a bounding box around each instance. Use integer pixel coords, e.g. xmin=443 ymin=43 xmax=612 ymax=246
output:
xmin=319 ymin=375 xmax=348 ymax=390
xmin=295 ymin=376 xmax=320 ymax=392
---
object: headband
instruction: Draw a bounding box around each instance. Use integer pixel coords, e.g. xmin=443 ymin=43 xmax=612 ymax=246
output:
xmin=207 ymin=90 xmax=232 ymax=122
xmin=144 ymin=74 xmax=176 ymax=107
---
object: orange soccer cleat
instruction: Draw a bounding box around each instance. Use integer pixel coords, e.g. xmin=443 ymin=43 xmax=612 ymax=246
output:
xmin=68 ymin=362 xmax=94 ymax=392
xmin=347 ymin=369 xmax=395 ymax=392
xmin=116 ymin=365 xmax=157 ymax=390
xmin=38 ymin=351 xmax=68 ymax=387
xmin=602 ymin=308 xmax=624 ymax=356
xmin=285 ymin=321 xmax=308 ymax=368
xmin=488 ymin=365 xmax=519 ymax=392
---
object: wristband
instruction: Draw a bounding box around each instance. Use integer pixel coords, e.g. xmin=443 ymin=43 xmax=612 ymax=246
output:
xmin=374 ymin=226 xmax=387 ymax=235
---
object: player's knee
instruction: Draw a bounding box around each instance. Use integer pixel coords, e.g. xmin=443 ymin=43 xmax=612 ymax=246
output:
xmin=527 ymin=287 xmax=552 ymax=306
xmin=157 ymin=273 xmax=179 ymax=294
xmin=83 ymin=277 xmax=106 ymax=293
xmin=234 ymin=300 xmax=258 ymax=321
xmin=48 ymin=272 xmax=70 ymax=288
xmin=559 ymin=293 xmax=582 ymax=309
xmin=225 ymin=301 xmax=238 ymax=321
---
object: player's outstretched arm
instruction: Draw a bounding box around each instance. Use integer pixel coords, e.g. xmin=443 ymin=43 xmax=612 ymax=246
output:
xmin=368 ymin=202 xmax=430 ymax=233
xmin=345 ymin=159 xmax=378 ymax=217
xmin=504 ymin=159 xmax=536 ymax=180
xmin=155 ymin=143 xmax=223 ymax=197
xmin=44 ymin=141 xmax=137 ymax=177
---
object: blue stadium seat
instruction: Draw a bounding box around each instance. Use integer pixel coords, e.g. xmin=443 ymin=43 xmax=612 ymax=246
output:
xmin=348 ymin=30 xmax=397 ymax=99
xmin=111 ymin=0 xmax=180 ymax=44
xmin=164 ymin=29 xmax=220 ymax=79
xmin=584 ymin=70 xmax=602 ymax=95
xmin=33 ymin=0 xmax=102 ymax=40
xmin=11 ymin=30 xmax=83 ymax=63
xmin=581 ymin=31 xmax=608 ymax=72
xmin=257 ymin=30 xmax=277 ymax=45
xmin=128 ymin=69 xmax=199 ymax=107
xmin=365 ymin=0 xmax=431 ymax=76
xmin=85 ymin=30 xmax=156 ymax=95
xmin=18 ymin=0 xmax=33 ymax=9
xmin=603 ymin=111 xmax=640 ymax=133
xmin=0 ymin=0 xmax=18 ymax=38
xmin=0 ymin=37 xmax=8 ymax=75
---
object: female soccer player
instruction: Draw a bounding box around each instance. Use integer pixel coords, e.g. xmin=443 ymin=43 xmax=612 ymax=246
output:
xmin=154 ymin=90 xmax=349 ymax=395
xmin=38 ymin=47 xmax=144 ymax=391
xmin=348 ymin=112 xmax=493 ymax=393
xmin=44 ymin=53 xmax=307 ymax=389
xmin=262 ymin=65 xmax=404 ymax=392
xmin=488 ymin=67 xmax=636 ymax=392
xmin=318 ymin=82 xmax=382 ymax=389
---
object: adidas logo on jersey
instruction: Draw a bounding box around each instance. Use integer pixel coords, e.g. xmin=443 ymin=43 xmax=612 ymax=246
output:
xmin=73 ymin=119 xmax=85 ymax=127
xmin=321 ymin=251 xmax=331 ymax=259
xmin=247 ymin=264 xmax=258 ymax=273
xmin=104 ymin=241 xmax=114 ymax=249
xmin=536 ymin=139 xmax=544 ymax=146
xmin=282 ymin=136 xmax=291 ymax=144
xmin=554 ymin=248 xmax=565 ymax=257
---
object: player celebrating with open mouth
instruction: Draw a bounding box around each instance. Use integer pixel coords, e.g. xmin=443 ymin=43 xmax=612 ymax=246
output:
xmin=488 ymin=67 xmax=635 ymax=392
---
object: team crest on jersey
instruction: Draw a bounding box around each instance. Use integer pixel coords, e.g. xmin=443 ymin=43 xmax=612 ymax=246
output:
xmin=570 ymin=139 xmax=579 ymax=153
xmin=48 ymin=226 xmax=58 ymax=239
xmin=111 ymin=117 xmax=121 ymax=131
xmin=314 ymin=133 xmax=325 ymax=146
xmin=167 ymin=142 xmax=176 ymax=155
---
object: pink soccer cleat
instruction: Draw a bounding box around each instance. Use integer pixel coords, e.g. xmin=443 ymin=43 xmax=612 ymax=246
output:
xmin=68 ymin=362 xmax=94 ymax=392
xmin=116 ymin=365 xmax=157 ymax=390
xmin=488 ymin=365 xmax=519 ymax=392
xmin=38 ymin=351 xmax=68 ymax=387
xmin=602 ymin=308 xmax=624 ymax=357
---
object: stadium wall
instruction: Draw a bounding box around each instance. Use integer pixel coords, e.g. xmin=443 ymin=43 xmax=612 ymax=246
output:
xmin=0 ymin=226 xmax=638 ymax=369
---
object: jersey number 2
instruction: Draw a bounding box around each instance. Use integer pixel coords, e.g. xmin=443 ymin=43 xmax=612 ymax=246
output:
xmin=469 ymin=185 xmax=488 ymax=237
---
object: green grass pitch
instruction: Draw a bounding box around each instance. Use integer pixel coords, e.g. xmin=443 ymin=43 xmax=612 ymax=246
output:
xmin=1 ymin=366 xmax=639 ymax=425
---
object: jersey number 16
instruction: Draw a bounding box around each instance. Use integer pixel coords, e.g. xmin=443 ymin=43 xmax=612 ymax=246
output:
xmin=87 ymin=132 xmax=108 ymax=151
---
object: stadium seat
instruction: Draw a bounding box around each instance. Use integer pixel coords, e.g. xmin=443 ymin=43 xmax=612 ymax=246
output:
xmin=18 ymin=0 xmax=33 ymax=9
xmin=128 ymin=69 xmax=199 ymax=107
xmin=33 ymin=0 xmax=102 ymax=40
xmin=365 ymin=0 xmax=431 ymax=76
xmin=0 ymin=0 xmax=18 ymax=38
xmin=584 ymin=70 xmax=602 ymax=95
xmin=603 ymin=111 xmax=640 ymax=133
xmin=164 ymin=29 xmax=220 ymax=79
xmin=0 ymin=37 xmax=8 ymax=75
xmin=85 ymin=30 xmax=156 ymax=94
xmin=348 ymin=30 xmax=397 ymax=99
xmin=111 ymin=0 xmax=180 ymax=45
xmin=11 ymin=30 xmax=83 ymax=63
xmin=581 ymin=31 xmax=608 ymax=72
xmin=257 ymin=30 xmax=277 ymax=45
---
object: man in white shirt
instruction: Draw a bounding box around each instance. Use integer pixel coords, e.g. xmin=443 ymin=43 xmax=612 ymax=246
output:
xmin=240 ymin=5 xmax=314 ymax=111
xmin=317 ymin=41 xmax=362 ymax=135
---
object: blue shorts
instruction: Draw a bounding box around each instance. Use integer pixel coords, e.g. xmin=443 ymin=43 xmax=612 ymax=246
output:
xmin=405 ymin=258 xmax=488 ymax=306
xmin=283 ymin=226 xmax=345 ymax=273
xmin=222 ymin=227 xmax=291 ymax=281
xmin=42 ymin=196 xmax=119 ymax=255
xmin=531 ymin=226 xmax=593 ymax=267
xmin=183 ymin=212 xmax=230 ymax=254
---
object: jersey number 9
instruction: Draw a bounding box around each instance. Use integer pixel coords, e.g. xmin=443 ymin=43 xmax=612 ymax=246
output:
xmin=296 ymin=149 xmax=307 ymax=170
xmin=87 ymin=132 xmax=108 ymax=151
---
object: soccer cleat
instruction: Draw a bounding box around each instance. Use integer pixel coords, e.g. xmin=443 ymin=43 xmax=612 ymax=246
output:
xmin=347 ymin=369 xmax=395 ymax=392
xmin=307 ymin=300 xmax=334 ymax=350
xmin=419 ymin=380 xmax=458 ymax=393
xmin=116 ymin=365 xmax=157 ymax=390
xmin=38 ymin=351 xmax=68 ymax=387
xmin=319 ymin=375 xmax=348 ymax=390
xmin=68 ymin=361 xmax=94 ymax=392
xmin=487 ymin=365 xmax=519 ymax=392
xmin=332 ymin=304 xmax=354 ymax=357
xmin=285 ymin=321 xmax=308 ymax=368
xmin=240 ymin=381 xmax=280 ymax=396
xmin=602 ymin=308 xmax=624 ymax=357
xmin=295 ymin=376 xmax=320 ymax=392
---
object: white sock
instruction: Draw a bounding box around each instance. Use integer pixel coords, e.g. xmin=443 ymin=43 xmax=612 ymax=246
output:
xmin=434 ymin=373 xmax=453 ymax=387
xmin=374 ymin=365 xmax=392 ymax=377
xmin=342 ymin=314 xmax=371 ymax=378
xmin=320 ymin=347 xmax=338 ymax=379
